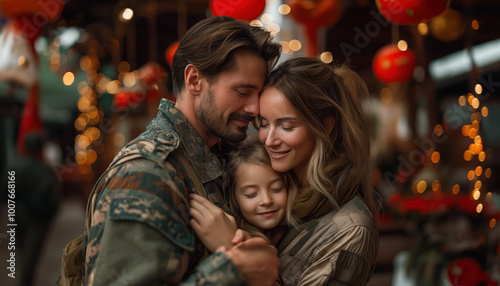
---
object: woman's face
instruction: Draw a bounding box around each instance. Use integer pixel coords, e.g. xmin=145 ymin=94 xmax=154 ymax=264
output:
xmin=258 ymin=87 xmax=315 ymax=182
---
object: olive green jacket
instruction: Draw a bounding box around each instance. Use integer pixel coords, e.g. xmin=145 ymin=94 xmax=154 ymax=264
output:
xmin=278 ymin=196 xmax=379 ymax=286
xmin=82 ymin=99 xmax=245 ymax=285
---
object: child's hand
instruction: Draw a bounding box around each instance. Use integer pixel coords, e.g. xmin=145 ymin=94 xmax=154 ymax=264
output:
xmin=189 ymin=194 xmax=237 ymax=252
xmin=232 ymin=229 xmax=252 ymax=245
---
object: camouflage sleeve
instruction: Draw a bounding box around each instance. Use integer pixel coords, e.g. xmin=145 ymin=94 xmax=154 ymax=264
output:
xmin=85 ymin=159 xmax=246 ymax=285
xmin=89 ymin=219 xmax=245 ymax=286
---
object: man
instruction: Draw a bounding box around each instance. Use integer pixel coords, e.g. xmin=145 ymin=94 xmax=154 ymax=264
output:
xmin=82 ymin=16 xmax=282 ymax=285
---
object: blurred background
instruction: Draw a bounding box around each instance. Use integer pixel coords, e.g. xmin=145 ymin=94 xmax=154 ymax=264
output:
xmin=0 ymin=0 xmax=499 ymax=285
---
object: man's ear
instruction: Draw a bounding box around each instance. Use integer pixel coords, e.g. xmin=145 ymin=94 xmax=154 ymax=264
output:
xmin=185 ymin=64 xmax=202 ymax=95
xmin=325 ymin=116 xmax=335 ymax=135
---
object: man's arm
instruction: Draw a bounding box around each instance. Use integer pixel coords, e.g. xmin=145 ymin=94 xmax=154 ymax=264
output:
xmin=88 ymin=219 xmax=245 ymax=286
xmin=84 ymin=161 xmax=279 ymax=286
xmin=88 ymin=216 xmax=279 ymax=286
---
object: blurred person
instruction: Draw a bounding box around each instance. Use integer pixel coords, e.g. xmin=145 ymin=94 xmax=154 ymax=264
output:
xmin=6 ymin=131 xmax=59 ymax=286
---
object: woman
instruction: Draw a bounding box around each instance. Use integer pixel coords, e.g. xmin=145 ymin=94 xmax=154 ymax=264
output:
xmin=257 ymin=56 xmax=379 ymax=285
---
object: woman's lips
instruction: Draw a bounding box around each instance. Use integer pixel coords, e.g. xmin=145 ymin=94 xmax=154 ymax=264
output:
xmin=269 ymin=150 xmax=290 ymax=159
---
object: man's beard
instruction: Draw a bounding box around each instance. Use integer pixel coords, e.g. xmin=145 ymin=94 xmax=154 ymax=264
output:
xmin=195 ymin=88 xmax=253 ymax=143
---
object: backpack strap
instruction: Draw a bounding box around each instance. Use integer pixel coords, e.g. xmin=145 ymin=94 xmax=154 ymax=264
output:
xmin=169 ymin=148 xmax=206 ymax=198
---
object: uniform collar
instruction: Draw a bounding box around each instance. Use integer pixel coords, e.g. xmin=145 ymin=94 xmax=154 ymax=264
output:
xmin=157 ymin=99 xmax=223 ymax=183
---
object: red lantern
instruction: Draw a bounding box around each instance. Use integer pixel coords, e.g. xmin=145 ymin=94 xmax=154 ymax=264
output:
xmin=1 ymin=0 xmax=64 ymax=22
xmin=446 ymin=258 xmax=489 ymax=286
xmin=376 ymin=0 xmax=449 ymax=25
xmin=288 ymin=0 xmax=342 ymax=56
xmin=165 ymin=41 xmax=179 ymax=66
xmin=210 ymin=0 xmax=266 ymax=22
xmin=138 ymin=62 xmax=167 ymax=86
xmin=372 ymin=44 xmax=416 ymax=84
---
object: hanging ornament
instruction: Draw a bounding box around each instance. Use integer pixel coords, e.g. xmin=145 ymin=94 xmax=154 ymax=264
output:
xmin=430 ymin=9 xmax=465 ymax=42
xmin=165 ymin=41 xmax=179 ymax=66
xmin=0 ymin=0 xmax=64 ymax=22
xmin=372 ymin=44 xmax=416 ymax=84
xmin=0 ymin=21 xmax=38 ymax=88
xmin=446 ymin=258 xmax=489 ymax=286
xmin=288 ymin=0 xmax=342 ymax=56
xmin=209 ymin=0 xmax=266 ymax=22
xmin=375 ymin=0 xmax=449 ymax=25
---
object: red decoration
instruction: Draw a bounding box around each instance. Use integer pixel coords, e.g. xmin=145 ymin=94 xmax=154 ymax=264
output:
xmin=288 ymin=0 xmax=342 ymax=56
xmin=446 ymin=258 xmax=489 ymax=286
xmin=16 ymin=85 xmax=43 ymax=154
xmin=113 ymin=90 xmax=146 ymax=109
xmin=165 ymin=41 xmax=179 ymax=66
xmin=372 ymin=44 xmax=416 ymax=84
xmin=209 ymin=0 xmax=266 ymax=22
xmin=1 ymin=0 xmax=64 ymax=22
xmin=146 ymin=89 xmax=160 ymax=102
xmin=138 ymin=62 xmax=167 ymax=86
xmin=376 ymin=0 xmax=449 ymax=25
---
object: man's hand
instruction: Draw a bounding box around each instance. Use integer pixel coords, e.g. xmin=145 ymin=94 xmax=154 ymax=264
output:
xmin=189 ymin=194 xmax=237 ymax=252
xmin=223 ymin=237 xmax=280 ymax=286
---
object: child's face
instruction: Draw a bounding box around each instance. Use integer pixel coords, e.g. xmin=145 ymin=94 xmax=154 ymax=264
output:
xmin=235 ymin=163 xmax=287 ymax=230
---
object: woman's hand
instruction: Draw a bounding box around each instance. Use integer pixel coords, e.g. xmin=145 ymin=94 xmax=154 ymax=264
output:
xmin=189 ymin=194 xmax=237 ymax=252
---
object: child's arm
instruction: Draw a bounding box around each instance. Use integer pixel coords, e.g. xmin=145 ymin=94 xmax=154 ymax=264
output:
xmin=189 ymin=194 xmax=238 ymax=252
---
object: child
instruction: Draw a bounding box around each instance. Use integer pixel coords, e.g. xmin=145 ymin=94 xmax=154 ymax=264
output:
xmin=189 ymin=136 xmax=298 ymax=252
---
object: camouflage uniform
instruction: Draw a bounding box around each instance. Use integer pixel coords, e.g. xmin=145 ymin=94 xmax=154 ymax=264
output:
xmin=82 ymin=99 xmax=245 ymax=285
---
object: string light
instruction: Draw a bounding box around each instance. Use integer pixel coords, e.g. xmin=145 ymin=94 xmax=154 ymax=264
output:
xmin=432 ymin=180 xmax=440 ymax=192
xmin=417 ymin=23 xmax=429 ymax=35
xmin=475 ymin=84 xmax=483 ymax=94
xmin=458 ymin=95 xmax=466 ymax=106
xmin=472 ymin=19 xmax=479 ymax=30
xmin=434 ymin=124 xmax=444 ymax=136
xmin=120 ymin=8 xmax=134 ymax=21
xmin=280 ymin=41 xmax=291 ymax=54
xmin=481 ymin=106 xmax=488 ymax=117
xmin=397 ymin=40 xmax=408 ymax=51
xmin=261 ymin=13 xmax=273 ymax=24
xmin=452 ymin=184 xmax=460 ymax=195
xmin=320 ymin=52 xmax=333 ymax=64
xmin=289 ymin=40 xmax=302 ymax=51
xmin=476 ymin=203 xmax=483 ymax=213
xmin=431 ymin=151 xmax=440 ymax=163
xmin=278 ymin=4 xmax=291 ymax=15
xmin=416 ymin=181 xmax=427 ymax=193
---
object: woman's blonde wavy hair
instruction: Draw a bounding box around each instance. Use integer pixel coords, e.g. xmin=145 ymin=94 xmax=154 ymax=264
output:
xmin=260 ymin=57 xmax=379 ymax=216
